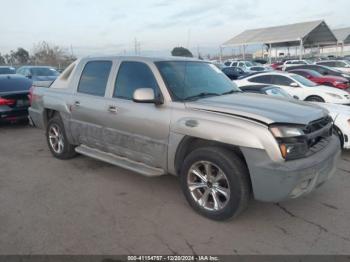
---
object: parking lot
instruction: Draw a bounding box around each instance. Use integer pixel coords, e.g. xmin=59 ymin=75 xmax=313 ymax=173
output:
xmin=0 ymin=123 xmax=350 ymax=255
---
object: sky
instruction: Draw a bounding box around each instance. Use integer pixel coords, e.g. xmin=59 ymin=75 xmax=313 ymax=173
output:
xmin=0 ymin=0 xmax=349 ymax=57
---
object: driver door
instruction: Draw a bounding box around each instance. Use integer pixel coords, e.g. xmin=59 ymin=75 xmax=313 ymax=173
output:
xmin=102 ymin=61 xmax=171 ymax=170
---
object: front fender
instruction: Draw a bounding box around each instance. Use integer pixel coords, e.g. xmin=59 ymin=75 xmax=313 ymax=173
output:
xmin=167 ymin=114 xmax=283 ymax=175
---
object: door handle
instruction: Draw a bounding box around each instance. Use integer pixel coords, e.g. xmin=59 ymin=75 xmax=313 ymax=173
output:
xmin=74 ymin=101 xmax=80 ymax=107
xmin=108 ymin=105 xmax=118 ymax=113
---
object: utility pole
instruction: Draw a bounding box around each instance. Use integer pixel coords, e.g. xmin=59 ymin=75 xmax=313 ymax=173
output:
xmin=134 ymin=38 xmax=141 ymax=56
xmin=134 ymin=38 xmax=138 ymax=55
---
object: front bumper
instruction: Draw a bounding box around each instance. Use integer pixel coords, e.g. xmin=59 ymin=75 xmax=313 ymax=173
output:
xmin=241 ymin=135 xmax=341 ymax=202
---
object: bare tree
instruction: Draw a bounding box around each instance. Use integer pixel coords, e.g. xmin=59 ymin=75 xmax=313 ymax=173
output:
xmin=32 ymin=41 xmax=76 ymax=68
xmin=0 ymin=53 xmax=5 ymax=65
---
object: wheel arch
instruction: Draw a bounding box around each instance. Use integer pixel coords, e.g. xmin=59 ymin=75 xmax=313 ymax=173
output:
xmin=174 ymin=136 xmax=248 ymax=175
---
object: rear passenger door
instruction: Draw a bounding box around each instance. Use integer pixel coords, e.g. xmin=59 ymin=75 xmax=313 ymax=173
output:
xmin=70 ymin=60 xmax=113 ymax=149
xmin=102 ymin=61 xmax=171 ymax=170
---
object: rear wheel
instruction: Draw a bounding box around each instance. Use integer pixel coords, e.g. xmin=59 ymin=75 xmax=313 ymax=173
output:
xmin=180 ymin=147 xmax=251 ymax=221
xmin=46 ymin=115 xmax=76 ymax=159
xmin=305 ymin=95 xmax=325 ymax=102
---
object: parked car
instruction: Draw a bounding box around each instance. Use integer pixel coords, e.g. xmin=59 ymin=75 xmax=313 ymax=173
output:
xmin=224 ymin=60 xmax=267 ymax=72
xmin=29 ymin=56 xmax=340 ymax=220
xmin=16 ymin=66 xmax=60 ymax=87
xmin=285 ymin=64 xmax=350 ymax=82
xmin=270 ymin=62 xmax=283 ymax=70
xmin=282 ymin=60 xmax=312 ymax=70
xmin=0 ymin=66 xmax=16 ymax=75
xmin=235 ymin=71 xmax=350 ymax=104
xmin=0 ymin=74 xmax=32 ymax=123
xmin=289 ymin=69 xmax=349 ymax=91
xmin=253 ymin=59 xmax=267 ymax=64
xmin=222 ymin=67 xmax=249 ymax=80
xmin=316 ymin=60 xmax=350 ymax=74
xmin=239 ymin=84 xmax=350 ymax=149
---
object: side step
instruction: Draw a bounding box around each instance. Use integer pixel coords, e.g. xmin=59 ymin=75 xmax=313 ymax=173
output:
xmin=75 ymin=145 xmax=165 ymax=177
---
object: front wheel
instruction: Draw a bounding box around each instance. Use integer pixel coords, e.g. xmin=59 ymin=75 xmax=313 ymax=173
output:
xmin=305 ymin=95 xmax=325 ymax=102
xmin=46 ymin=115 xmax=76 ymax=160
xmin=180 ymin=147 xmax=251 ymax=221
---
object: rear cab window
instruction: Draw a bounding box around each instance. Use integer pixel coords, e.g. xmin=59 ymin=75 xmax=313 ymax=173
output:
xmin=77 ymin=61 xmax=112 ymax=96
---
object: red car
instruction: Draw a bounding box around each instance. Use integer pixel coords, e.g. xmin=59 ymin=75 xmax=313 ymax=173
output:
xmin=270 ymin=62 xmax=283 ymax=69
xmin=289 ymin=69 xmax=349 ymax=90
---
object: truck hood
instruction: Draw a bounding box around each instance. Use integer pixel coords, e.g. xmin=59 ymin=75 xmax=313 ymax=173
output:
xmin=185 ymin=93 xmax=328 ymax=125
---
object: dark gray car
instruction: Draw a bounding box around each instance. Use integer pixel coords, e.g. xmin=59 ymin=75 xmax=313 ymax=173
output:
xmin=17 ymin=66 xmax=59 ymax=87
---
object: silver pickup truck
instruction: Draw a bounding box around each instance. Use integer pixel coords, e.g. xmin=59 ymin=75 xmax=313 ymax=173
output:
xmin=29 ymin=56 xmax=341 ymax=220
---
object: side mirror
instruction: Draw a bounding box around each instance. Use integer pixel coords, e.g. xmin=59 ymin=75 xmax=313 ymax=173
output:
xmin=290 ymin=82 xmax=299 ymax=87
xmin=133 ymin=88 xmax=163 ymax=105
xmin=25 ymin=74 xmax=32 ymax=79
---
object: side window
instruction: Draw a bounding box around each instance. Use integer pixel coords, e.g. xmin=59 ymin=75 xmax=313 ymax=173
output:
xmin=114 ymin=61 xmax=159 ymax=100
xmin=77 ymin=61 xmax=112 ymax=96
xmin=294 ymin=71 xmax=307 ymax=77
xmin=249 ymin=75 xmax=272 ymax=84
xmin=335 ymin=61 xmax=346 ymax=67
xmin=271 ymin=75 xmax=293 ymax=86
xmin=224 ymin=62 xmax=231 ymax=66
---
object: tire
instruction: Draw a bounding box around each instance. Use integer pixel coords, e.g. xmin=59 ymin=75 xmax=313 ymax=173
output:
xmin=305 ymin=95 xmax=325 ymax=103
xmin=46 ymin=114 xmax=76 ymax=160
xmin=334 ymin=125 xmax=344 ymax=148
xmin=179 ymin=147 xmax=251 ymax=221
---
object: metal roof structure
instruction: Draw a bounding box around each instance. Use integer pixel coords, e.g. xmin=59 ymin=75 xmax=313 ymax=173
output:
xmin=223 ymin=20 xmax=337 ymax=48
xmin=333 ymin=27 xmax=350 ymax=44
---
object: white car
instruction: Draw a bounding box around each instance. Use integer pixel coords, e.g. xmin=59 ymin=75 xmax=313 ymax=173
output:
xmin=314 ymin=102 xmax=350 ymax=149
xmin=282 ymin=60 xmax=312 ymax=70
xmin=224 ymin=60 xmax=268 ymax=72
xmin=239 ymin=84 xmax=350 ymax=149
xmin=316 ymin=60 xmax=350 ymax=74
xmin=235 ymin=71 xmax=350 ymax=105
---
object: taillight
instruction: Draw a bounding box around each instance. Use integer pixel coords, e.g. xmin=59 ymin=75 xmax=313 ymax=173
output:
xmin=0 ymin=97 xmax=16 ymax=106
xmin=28 ymin=86 xmax=34 ymax=105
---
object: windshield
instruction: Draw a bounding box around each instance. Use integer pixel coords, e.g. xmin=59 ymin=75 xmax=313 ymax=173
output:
xmin=265 ymin=87 xmax=292 ymax=98
xmin=0 ymin=67 xmax=16 ymax=74
xmin=291 ymin=74 xmax=317 ymax=87
xmin=245 ymin=61 xmax=254 ymax=67
xmin=31 ymin=67 xmax=59 ymax=76
xmin=156 ymin=61 xmax=240 ymax=101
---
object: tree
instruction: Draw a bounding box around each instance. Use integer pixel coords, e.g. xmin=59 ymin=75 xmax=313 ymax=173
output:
xmin=12 ymin=48 xmax=30 ymax=64
xmin=32 ymin=41 xmax=76 ymax=68
xmin=171 ymin=47 xmax=193 ymax=58
xmin=0 ymin=53 xmax=5 ymax=65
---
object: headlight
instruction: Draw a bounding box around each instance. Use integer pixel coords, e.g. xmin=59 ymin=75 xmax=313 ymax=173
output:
xmin=326 ymin=93 xmax=343 ymax=99
xmin=269 ymin=125 xmax=308 ymax=160
xmin=269 ymin=126 xmax=304 ymax=137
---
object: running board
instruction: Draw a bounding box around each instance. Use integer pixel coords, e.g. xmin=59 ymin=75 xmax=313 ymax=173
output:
xmin=75 ymin=145 xmax=165 ymax=177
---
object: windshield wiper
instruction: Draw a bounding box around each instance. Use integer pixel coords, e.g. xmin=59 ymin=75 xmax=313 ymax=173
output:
xmin=221 ymin=89 xmax=242 ymax=95
xmin=184 ymin=92 xmax=221 ymax=101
